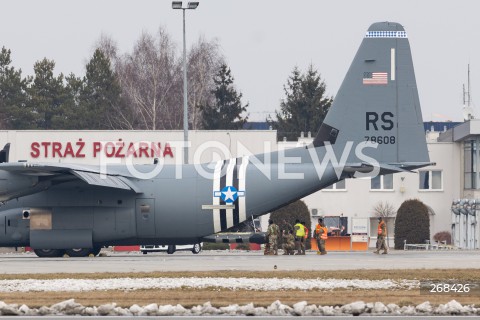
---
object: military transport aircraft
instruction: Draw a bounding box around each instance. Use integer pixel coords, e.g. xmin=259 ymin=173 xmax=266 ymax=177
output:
xmin=0 ymin=22 xmax=432 ymax=257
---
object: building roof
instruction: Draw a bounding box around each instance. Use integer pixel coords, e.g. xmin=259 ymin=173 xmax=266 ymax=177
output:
xmin=243 ymin=122 xmax=272 ymax=130
xmin=438 ymin=119 xmax=480 ymax=142
xmin=424 ymin=121 xmax=462 ymax=133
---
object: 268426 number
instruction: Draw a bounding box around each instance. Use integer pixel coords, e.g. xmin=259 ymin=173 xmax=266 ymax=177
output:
xmin=430 ymin=283 xmax=470 ymax=293
xmin=420 ymin=281 xmax=479 ymax=295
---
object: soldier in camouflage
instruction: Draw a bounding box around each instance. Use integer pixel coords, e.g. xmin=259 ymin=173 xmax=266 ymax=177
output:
xmin=266 ymin=218 xmax=280 ymax=255
xmin=374 ymin=217 xmax=388 ymax=254
xmin=282 ymin=229 xmax=295 ymax=255
xmin=314 ymin=218 xmax=328 ymax=255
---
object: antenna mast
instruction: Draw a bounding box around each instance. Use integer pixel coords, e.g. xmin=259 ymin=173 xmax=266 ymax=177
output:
xmin=463 ymin=64 xmax=474 ymax=120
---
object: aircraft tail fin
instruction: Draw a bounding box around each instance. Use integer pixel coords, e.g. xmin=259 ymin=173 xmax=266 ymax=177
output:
xmin=0 ymin=143 xmax=10 ymax=163
xmin=313 ymin=22 xmax=430 ymax=166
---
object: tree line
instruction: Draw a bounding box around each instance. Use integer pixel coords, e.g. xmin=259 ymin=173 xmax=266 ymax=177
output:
xmin=0 ymin=26 xmax=332 ymax=138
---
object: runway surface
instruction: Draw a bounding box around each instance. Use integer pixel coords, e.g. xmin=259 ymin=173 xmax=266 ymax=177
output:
xmin=0 ymin=250 xmax=478 ymax=274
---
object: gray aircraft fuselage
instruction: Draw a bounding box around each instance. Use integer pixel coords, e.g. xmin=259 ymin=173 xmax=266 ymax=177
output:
xmin=0 ymin=148 xmax=340 ymax=249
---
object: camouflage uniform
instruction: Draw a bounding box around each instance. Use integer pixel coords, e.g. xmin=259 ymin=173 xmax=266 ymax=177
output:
xmin=314 ymin=221 xmax=327 ymax=255
xmin=266 ymin=222 xmax=280 ymax=255
xmin=374 ymin=219 xmax=388 ymax=254
xmin=282 ymin=232 xmax=295 ymax=255
xmin=317 ymin=225 xmax=327 ymax=255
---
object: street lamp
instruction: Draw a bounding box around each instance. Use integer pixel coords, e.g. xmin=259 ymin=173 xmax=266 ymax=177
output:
xmin=172 ymin=1 xmax=199 ymax=164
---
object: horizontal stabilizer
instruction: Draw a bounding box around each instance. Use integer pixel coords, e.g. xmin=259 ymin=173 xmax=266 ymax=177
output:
xmin=343 ymin=161 xmax=434 ymax=175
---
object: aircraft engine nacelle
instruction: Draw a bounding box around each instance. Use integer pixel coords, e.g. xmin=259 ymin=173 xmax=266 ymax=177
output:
xmin=0 ymin=208 xmax=30 ymax=247
xmin=0 ymin=172 xmax=47 ymax=202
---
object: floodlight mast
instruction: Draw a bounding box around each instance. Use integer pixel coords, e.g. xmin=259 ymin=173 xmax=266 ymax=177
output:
xmin=172 ymin=1 xmax=199 ymax=164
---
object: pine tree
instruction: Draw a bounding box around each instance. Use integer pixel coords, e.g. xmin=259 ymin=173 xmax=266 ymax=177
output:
xmin=27 ymin=58 xmax=67 ymax=129
xmin=80 ymin=49 xmax=122 ymax=129
xmin=200 ymin=64 xmax=248 ymax=129
xmin=0 ymin=47 xmax=31 ymax=129
xmin=62 ymin=73 xmax=85 ymax=129
xmin=275 ymin=65 xmax=332 ymax=141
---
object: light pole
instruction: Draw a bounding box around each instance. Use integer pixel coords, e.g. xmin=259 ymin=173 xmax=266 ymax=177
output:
xmin=172 ymin=1 xmax=199 ymax=165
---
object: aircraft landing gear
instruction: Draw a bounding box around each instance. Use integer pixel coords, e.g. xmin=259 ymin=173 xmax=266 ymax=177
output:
xmin=34 ymin=247 xmax=102 ymax=258
xmin=65 ymin=248 xmax=93 ymax=257
xmin=33 ymin=249 xmax=65 ymax=258
xmin=91 ymin=246 xmax=102 ymax=256
xmin=167 ymin=245 xmax=176 ymax=254
xmin=65 ymin=247 xmax=102 ymax=257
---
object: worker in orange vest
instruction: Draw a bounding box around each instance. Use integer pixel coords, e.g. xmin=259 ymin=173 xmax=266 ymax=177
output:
xmin=301 ymin=221 xmax=308 ymax=254
xmin=314 ymin=218 xmax=328 ymax=255
xmin=374 ymin=216 xmax=388 ymax=254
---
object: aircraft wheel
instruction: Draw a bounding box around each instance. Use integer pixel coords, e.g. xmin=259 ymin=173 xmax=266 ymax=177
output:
xmin=33 ymin=249 xmax=65 ymax=258
xmin=65 ymin=248 xmax=92 ymax=257
xmin=167 ymin=245 xmax=176 ymax=254
xmin=92 ymin=246 xmax=102 ymax=256
xmin=192 ymin=243 xmax=201 ymax=254
xmin=142 ymin=251 xmax=147 ymax=255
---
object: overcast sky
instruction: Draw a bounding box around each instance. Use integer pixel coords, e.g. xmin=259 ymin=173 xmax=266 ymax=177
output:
xmin=2 ymin=0 xmax=479 ymax=122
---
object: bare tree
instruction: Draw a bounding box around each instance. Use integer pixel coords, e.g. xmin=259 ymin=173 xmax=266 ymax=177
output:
xmin=93 ymin=35 xmax=137 ymax=130
xmin=95 ymin=34 xmax=119 ymax=64
xmin=187 ymin=37 xmax=224 ymax=129
xmin=93 ymin=28 xmax=224 ymax=130
xmin=115 ymin=28 xmax=183 ymax=130
xmin=372 ymin=201 xmax=397 ymax=218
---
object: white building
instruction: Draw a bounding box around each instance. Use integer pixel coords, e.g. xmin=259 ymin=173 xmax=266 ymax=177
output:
xmin=1 ymin=122 xmax=476 ymax=248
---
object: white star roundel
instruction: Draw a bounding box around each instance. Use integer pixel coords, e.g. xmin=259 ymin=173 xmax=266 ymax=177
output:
xmin=221 ymin=186 xmax=238 ymax=203
xmin=213 ymin=186 xmax=245 ymax=203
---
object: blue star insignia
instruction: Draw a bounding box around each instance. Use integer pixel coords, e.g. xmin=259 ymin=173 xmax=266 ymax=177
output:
xmin=221 ymin=186 xmax=237 ymax=203
xmin=214 ymin=186 xmax=245 ymax=203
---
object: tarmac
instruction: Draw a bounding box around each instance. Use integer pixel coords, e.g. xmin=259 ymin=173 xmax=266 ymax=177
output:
xmin=1 ymin=250 xmax=479 ymax=319
xmin=0 ymin=249 xmax=478 ymax=274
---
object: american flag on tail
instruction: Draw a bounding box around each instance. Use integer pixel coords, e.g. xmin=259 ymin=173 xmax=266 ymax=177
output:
xmin=363 ymin=72 xmax=388 ymax=85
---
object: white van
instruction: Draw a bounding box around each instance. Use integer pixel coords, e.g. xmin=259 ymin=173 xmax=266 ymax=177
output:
xmin=140 ymin=243 xmax=202 ymax=254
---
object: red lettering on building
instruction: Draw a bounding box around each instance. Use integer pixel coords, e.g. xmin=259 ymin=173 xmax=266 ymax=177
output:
xmin=28 ymin=140 xmax=175 ymax=159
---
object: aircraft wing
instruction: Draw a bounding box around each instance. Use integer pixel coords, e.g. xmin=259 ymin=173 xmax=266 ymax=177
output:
xmin=71 ymin=170 xmax=140 ymax=192
xmin=0 ymin=162 xmax=141 ymax=201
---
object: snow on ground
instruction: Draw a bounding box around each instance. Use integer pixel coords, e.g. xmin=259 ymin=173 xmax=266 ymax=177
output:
xmin=0 ymin=299 xmax=479 ymax=316
xmin=0 ymin=277 xmax=419 ymax=292
xmin=0 ymin=277 xmax=478 ymax=316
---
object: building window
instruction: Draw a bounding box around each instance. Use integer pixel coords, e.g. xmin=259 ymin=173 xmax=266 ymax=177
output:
xmin=324 ymin=179 xmax=346 ymax=190
xmin=464 ymin=140 xmax=477 ymax=189
xmin=370 ymin=174 xmax=393 ymax=190
xmin=419 ymin=170 xmax=442 ymax=190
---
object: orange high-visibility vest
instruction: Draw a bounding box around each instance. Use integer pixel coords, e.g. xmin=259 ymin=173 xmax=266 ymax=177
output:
xmin=378 ymin=221 xmax=386 ymax=236
xmin=304 ymin=227 xmax=309 ymax=239
xmin=320 ymin=226 xmax=328 ymax=240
